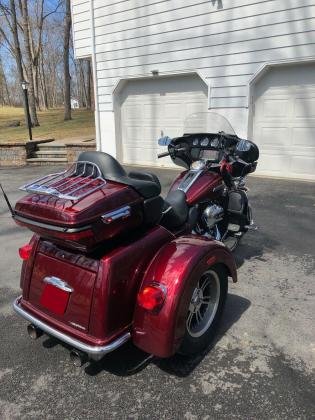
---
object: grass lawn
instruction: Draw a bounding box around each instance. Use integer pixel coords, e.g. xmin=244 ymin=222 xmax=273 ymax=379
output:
xmin=0 ymin=106 xmax=95 ymax=143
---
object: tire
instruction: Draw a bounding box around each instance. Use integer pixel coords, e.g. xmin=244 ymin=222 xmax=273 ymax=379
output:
xmin=178 ymin=265 xmax=228 ymax=356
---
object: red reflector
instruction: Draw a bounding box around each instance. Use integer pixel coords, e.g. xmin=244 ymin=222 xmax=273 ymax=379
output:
xmin=19 ymin=244 xmax=33 ymax=260
xmin=40 ymin=284 xmax=70 ymax=315
xmin=137 ymin=285 xmax=166 ymax=312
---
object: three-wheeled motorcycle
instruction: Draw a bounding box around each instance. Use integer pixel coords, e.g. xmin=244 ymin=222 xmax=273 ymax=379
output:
xmin=8 ymin=112 xmax=259 ymax=364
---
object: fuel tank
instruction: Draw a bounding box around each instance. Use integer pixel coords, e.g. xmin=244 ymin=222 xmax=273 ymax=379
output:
xmin=169 ymin=170 xmax=223 ymax=205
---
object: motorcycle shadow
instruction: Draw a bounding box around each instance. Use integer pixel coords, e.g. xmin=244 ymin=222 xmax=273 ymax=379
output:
xmin=83 ymin=293 xmax=250 ymax=378
xmin=155 ymin=293 xmax=250 ymax=378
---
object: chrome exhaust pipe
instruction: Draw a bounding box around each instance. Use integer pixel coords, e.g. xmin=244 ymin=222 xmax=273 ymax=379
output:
xmin=70 ymin=349 xmax=87 ymax=367
xmin=27 ymin=324 xmax=43 ymax=339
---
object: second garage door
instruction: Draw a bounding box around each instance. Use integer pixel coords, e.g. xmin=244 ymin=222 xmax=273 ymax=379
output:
xmin=253 ymin=63 xmax=315 ymax=180
xmin=119 ymin=74 xmax=208 ymax=167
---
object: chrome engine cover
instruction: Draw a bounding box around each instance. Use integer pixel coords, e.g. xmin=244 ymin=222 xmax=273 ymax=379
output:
xmin=203 ymin=204 xmax=224 ymax=229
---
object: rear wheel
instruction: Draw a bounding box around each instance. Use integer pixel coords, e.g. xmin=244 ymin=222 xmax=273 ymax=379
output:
xmin=178 ymin=265 xmax=228 ymax=356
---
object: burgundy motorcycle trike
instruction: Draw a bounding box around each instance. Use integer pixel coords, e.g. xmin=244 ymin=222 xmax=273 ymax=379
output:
xmin=7 ymin=113 xmax=259 ymax=365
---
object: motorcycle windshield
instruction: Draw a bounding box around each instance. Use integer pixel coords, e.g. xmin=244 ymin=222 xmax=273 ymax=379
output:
xmin=184 ymin=112 xmax=236 ymax=135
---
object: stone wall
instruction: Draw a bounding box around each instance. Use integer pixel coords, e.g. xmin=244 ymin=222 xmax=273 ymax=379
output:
xmin=0 ymin=139 xmax=53 ymax=167
xmin=66 ymin=142 xmax=96 ymax=163
xmin=0 ymin=143 xmax=27 ymax=167
xmin=0 ymin=140 xmax=96 ymax=166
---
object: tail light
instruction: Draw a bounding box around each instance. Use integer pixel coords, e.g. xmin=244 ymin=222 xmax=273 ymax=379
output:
xmin=137 ymin=284 xmax=167 ymax=312
xmin=19 ymin=243 xmax=33 ymax=260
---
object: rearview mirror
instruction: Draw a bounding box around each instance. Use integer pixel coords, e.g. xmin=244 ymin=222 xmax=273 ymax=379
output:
xmin=158 ymin=136 xmax=171 ymax=146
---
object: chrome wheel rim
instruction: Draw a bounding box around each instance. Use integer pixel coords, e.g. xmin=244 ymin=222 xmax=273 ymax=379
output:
xmin=186 ymin=270 xmax=220 ymax=338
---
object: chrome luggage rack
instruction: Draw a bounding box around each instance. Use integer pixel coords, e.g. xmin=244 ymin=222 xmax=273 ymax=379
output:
xmin=20 ymin=161 xmax=106 ymax=202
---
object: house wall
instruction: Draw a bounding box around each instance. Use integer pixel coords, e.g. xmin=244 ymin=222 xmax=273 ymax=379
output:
xmin=71 ymin=0 xmax=315 ymax=154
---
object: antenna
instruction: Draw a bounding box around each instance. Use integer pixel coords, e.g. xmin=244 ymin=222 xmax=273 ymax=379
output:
xmin=0 ymin=184 xmax=15 ymax=217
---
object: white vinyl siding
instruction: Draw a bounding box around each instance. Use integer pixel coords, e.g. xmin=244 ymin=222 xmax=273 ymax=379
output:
xmin=70 ymin=0 xmax=315 ymax=172
xmin=71 ymin=0 xmax=91 ymax=58
xmin=82 ymin=0 xmax=315 ymax=111
xmin=71 ymin=0 xmax=315 ymax=107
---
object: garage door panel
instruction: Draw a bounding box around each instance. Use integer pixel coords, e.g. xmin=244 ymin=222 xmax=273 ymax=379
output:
xmin=253 ymin=63 xmax=315 ymax=180
xmin=143 ymin=103 xmax=164 ymax=120
xmin=262 ymin=98 xmax=292 ymax=118
xmin=258 ymin=153 xmax=287 ymax=173
xmin=125 ymin=126 xmax=161 ymax=144
xmin=291 ymin=156 xmax=315 ymax=175
xmin=124 ymin=147 xmax=157 ymax=165
xmin=291 ymin=127 xmax=315 ymax=147
xmin=258 ymin=126 xmax=291 ymax=147
xmin=122 ymin=104 xmax=143 ymax=120
xmin=163 ymin=104 xmax=184 ymax=121
xmin=294 ymin=97 xmax=315 ymax=118
xmin=120 ymin=75 xmax=208 ymax=167
xmin=185 ymin=101 xmax=208 ymax=116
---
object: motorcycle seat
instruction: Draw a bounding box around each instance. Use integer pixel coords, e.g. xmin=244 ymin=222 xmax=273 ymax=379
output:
xmin=78 ymin=151 xmax=161 ymax=199
xmin=161 ymin=190 xmax=189 ymax=229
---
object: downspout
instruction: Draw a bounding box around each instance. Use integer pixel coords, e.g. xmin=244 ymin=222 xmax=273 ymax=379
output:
xmin=90 ymin=0 xmax=101 ymax=151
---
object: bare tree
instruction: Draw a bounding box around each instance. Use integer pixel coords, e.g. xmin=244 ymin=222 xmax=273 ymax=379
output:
xmin=0 ymin=0 xmax=91 ymax=112
xmin=0 ymin=0 xmax=28 ymax=122
xmin=63 ymin=0 xmax=71 ymax=120
xmin=20 ymin=0 xmax=39 ymax=126
xmin=0 ymin=56 xmax=11 ymax=105
xmin=86 ymin=59 xmax=92 ymax=109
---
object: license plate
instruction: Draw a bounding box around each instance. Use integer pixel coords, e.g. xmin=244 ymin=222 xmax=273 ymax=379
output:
xmin=40 ymin=284 xmax=70 ymax=315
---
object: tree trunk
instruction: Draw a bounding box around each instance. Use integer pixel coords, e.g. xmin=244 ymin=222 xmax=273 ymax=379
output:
xmin=9 ymin=0 xmax=28 ymax=124
xmin=86 ymin=59 xmax=92 ymax=109
xmin=63 ymin=0 xmax=72 ymax=120
xmin=21 ymin=0 xmax=39 ymax=126
xmin=0 ymin=58 xmax=11 ymax=106
xmin=39 ymin=48 xmax=49 ymax=110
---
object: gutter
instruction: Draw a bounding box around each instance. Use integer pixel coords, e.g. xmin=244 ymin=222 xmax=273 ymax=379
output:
xmin=90 ymin=0 xmax=101 ymax=151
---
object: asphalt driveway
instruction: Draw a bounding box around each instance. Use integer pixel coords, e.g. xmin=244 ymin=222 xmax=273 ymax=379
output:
xmin=0 ymin=165 xmax=314 ymax=419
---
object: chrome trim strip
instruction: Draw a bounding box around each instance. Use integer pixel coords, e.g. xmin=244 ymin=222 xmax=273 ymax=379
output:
xmin=14 ymin=214 xmax=92 ymax=233
xmin=43 ymin=276 xmax=73 ymax=293
xmin=101 ymin=205 xmax=131 ymax=224
xmin=13 ymin=298 xmax=130 ymax=361
xmin=178 ymin=170 xmax=204 ymax=193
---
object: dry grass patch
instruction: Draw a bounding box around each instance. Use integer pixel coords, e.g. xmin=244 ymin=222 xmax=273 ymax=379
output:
xmin=0 ymin=107 xmax=95 ymax=143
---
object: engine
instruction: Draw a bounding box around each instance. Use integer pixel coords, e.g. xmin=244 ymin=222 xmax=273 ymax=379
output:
xmin=203 ymin=204 xmax=224 ymax=229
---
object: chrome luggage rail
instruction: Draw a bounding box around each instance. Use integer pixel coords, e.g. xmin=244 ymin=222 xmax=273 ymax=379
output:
xmin=20 ymin=161 xmax=106 ymax=202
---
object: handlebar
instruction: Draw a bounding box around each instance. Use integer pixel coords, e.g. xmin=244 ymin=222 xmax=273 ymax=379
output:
xmin=157 ymin=151 xmax=170 ymax=158
xmin=158 ymin=146 xmax=187 ymax=159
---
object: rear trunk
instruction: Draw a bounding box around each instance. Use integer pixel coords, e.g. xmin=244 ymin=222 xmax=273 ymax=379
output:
xmin=14 ymin=172 xmax=143 ymax=252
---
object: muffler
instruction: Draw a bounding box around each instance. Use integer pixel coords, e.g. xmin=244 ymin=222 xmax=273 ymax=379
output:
xmin=69 ymin=349 xmax=87 ymax=367
xmin=27 ymin=324 xmax=43 ymax=339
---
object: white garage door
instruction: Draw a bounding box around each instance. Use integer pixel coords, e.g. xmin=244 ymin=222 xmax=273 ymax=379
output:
xmin=119 ymin=74 xmax=208 ymax=167
xmin=253 ymin=63 xmax=315 ymax=180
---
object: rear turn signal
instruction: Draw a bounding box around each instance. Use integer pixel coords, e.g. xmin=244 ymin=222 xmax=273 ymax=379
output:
xmin=19 ymin=243 xmax=33 ymax=260
xmin=137 ymin=284 xmax=166 ymax=312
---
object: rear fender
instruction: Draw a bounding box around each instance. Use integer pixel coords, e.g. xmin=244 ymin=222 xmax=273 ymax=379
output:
xmin=132 ymin=235 xmax=236 ymax=357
